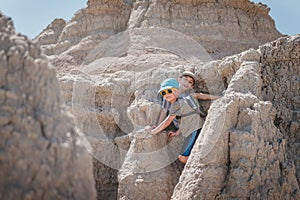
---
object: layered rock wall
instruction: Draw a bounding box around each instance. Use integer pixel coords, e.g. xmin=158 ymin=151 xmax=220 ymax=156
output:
xmin=34 ymin=0 xmax=281 ymax=69
xmin=34 ymin=0 xmax=132 ymax=69
xmin=131 ymin=0 xmax=280 ymax=57
xmin=0 ymin=14 xmax=96 ymax=199
xmin=171 ymin=36 xmax=300 ymax=199
xmin=260 ymin=36 xmax=300 ymax=184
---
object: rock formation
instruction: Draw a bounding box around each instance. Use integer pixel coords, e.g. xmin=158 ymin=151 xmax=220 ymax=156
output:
xmin=1 ymin=0 xmax=299 ymax=200
xmin=59 ymin=30 xmax=300 ymax=200
xmin=172 ymin=38 xmax=300 ymax=199
xmin=0 ymin=13 xmax=96 ymax=199
xmin=34 ymin=0 xmax=281 ymax=70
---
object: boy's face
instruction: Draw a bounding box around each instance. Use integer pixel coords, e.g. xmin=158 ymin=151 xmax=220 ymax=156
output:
xmin=161 ymin=88 xmax=178 ymax=103
xmin=179 ymin=75 xmax=195 ymax=91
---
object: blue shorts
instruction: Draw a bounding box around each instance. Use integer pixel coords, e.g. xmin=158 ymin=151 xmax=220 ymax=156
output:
xmin=181 ymin=129 xmax=201 ymax=157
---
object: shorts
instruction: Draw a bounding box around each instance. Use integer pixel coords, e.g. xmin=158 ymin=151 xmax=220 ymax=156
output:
xmin=180 ymin=129 xmax=201 ymax=157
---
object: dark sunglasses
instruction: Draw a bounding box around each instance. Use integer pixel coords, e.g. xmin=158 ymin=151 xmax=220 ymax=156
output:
xmin=160 ymin=88 xmax=176 ymax=96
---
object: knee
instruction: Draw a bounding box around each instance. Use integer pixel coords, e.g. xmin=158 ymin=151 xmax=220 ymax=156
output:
xmin=178 ymin=155 xmax=188 ymax=164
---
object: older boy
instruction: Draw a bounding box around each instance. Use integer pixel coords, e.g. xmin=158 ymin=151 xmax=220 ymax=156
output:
xmin=179 ymin=71 xmax=220 ymax=101
xmin=146 ymin=78 xmax=204 ymax=164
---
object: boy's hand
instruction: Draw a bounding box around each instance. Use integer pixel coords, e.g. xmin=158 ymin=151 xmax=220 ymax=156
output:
xmin=168 ymin=131 xmax=180 ymax=138
xmin=145 ymin=126 xmax=154 ymax=134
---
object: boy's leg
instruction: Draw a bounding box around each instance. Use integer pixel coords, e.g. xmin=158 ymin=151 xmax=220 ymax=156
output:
xmin=179 ymin=129 xmax=201 ymax=163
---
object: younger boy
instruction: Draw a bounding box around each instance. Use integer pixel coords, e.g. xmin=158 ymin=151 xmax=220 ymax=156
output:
xmin=146 ymin=78 xmax=204 ymax=164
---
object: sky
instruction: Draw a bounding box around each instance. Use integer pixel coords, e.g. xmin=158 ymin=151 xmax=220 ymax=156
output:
xmin=0 ymin=0 xmax=299 ymax=39
xmin=0 ymin=0 xmax=87 ymax=38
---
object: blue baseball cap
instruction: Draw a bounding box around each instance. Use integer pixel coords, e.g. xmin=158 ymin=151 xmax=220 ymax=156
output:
xmin=158 ymin=78 xmax=179 ymax=93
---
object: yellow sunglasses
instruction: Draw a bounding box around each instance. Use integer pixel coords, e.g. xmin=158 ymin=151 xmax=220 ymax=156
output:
xmin=160 ymin=88 xmax=177 ymax=96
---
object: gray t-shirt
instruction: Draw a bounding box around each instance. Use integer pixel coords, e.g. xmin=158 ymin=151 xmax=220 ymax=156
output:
xmin=169 ymin=95 xmax=204 ymax=137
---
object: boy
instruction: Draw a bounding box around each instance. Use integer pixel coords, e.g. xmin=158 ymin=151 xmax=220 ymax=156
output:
xmin=179 ymin=71 xmax=220 ymax=101
xmin=146 ymin=78 xmax=205 ymax=164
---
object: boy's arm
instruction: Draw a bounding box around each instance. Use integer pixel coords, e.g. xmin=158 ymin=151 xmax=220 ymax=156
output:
xmin=157 ymin=110 xmax=167 ymax=125
xmin=193 ymin=92 xmax=220 ymax=100
xmin=157 ymin=98 xmax=171 ymax=125
xmin=148 ymin=115 xmax=176 ymax=135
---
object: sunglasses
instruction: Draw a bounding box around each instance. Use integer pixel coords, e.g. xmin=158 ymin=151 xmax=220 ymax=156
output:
xmin=160 ymin=88 xmax=176 ymax=96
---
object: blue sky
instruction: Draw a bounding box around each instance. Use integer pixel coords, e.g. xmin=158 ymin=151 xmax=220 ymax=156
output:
xmin=0 ymin=0 xmax=86 ymax=38
xmin=0 ymin=0 xmax=299 ymax=39
xmin=252 ymin=0 xmax=299 ymax=36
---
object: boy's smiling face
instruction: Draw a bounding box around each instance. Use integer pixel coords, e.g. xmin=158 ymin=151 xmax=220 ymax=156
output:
xmin=179 ymin=75 xmax=195 ymax=91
